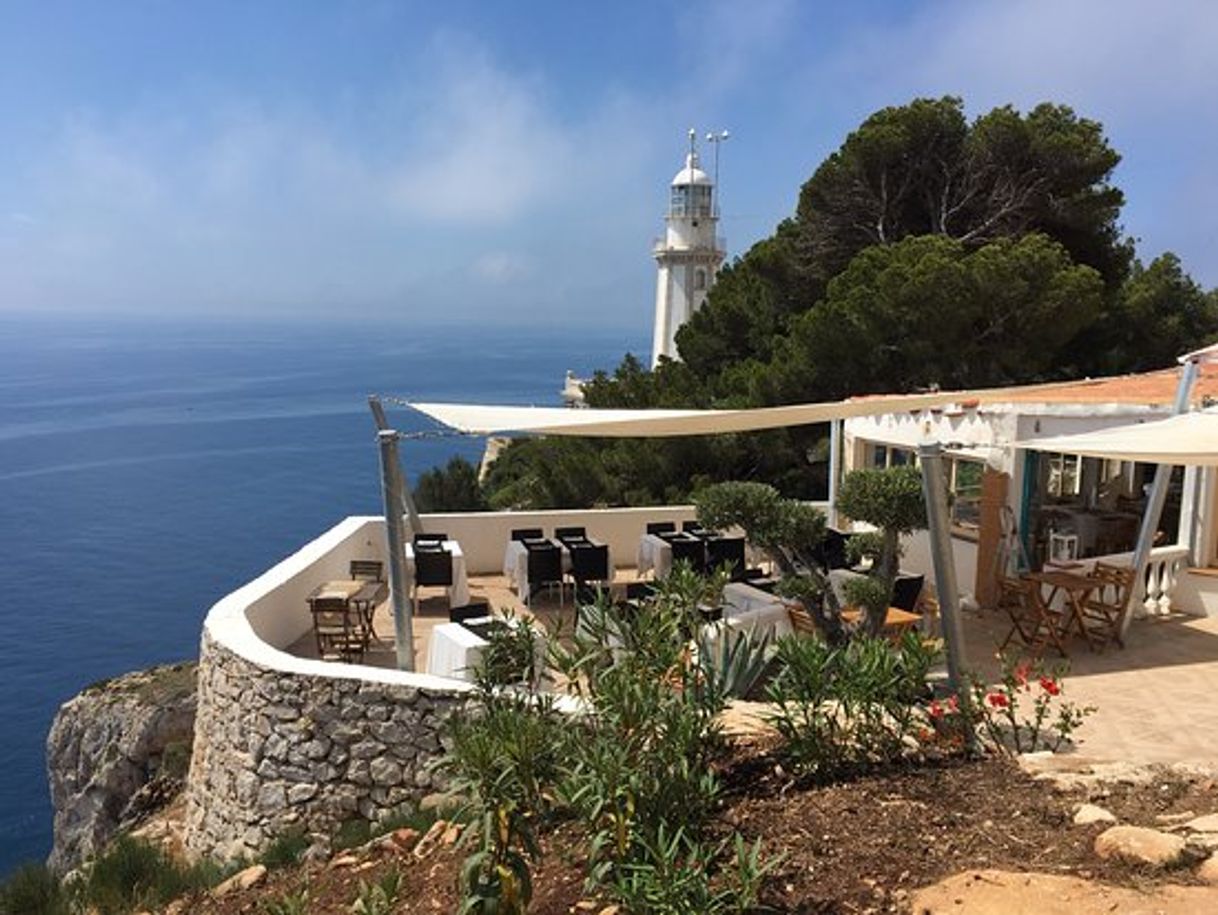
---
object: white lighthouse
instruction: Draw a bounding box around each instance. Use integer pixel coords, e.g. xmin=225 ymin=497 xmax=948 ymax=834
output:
xmin=650 ymin=129 xmax=727 ymax=367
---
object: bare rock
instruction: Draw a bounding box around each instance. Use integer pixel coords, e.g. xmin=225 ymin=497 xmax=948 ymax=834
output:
xmin=1185 ymin=814 xmax=1218 ymax=833
xmin=413 ymin=819 xmax=448 ymax=859
xmin=330 ymin=853 xmax=359 ymax=868
xmin=1094 ymin=825 xmax=1189 ymax=868
xmin=211 ymin=863 xmax=267 ymax=898
xmin=46 ymin=663 xmax=197 ymax=874
xmin=392 ymin=827 xmax=421 ymax=851
xmin=1073 ymin=803 xmax=1116 ymax=826
xmin=1197 ymin=855 xmax=1218 ymax=884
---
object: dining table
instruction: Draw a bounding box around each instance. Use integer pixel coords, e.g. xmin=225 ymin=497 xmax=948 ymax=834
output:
xmin=425 ymin=621 xmax=487 ymax=681
xmin=404 ymin=539 xmax=471 ymax=606
xmin=503 ymin=537 xmax=614 ymax=595
xmin=1025 ymin=568 xmax=1102 ymax=649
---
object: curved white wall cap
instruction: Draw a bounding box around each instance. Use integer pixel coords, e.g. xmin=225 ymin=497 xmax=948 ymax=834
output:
xmin=202 ymin=514 xmax=471 ymax=694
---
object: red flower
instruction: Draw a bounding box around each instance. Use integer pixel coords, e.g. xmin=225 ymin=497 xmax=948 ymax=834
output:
xmin=986 ymin=691 xmax=1009 ymax=709
xmin=1039 ymin=676 xmax=1061 ymax=696
xmin=1013 ymin=664 xmax=1031 ymax=688
xmin=946 ymin=694 xmax=960 ymax=712
xmin=929 ymin=700 xmax=944 ymax=719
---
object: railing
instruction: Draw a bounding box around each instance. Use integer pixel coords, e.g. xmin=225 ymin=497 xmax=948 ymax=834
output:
xmin=1073 ymin=545 xmax=1190 ymax=617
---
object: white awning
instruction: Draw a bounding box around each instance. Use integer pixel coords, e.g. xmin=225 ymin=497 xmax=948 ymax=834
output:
xmin=1015 ymin=411 xmax=1218 ymax=465
xmin=409 ymin=379 xmax=1093 ymax=439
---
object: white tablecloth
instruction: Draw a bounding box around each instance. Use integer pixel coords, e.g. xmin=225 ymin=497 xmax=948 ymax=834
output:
xmin=637 ymin=534 xmax=673 ymax=578
xmin=425 ymin=621 xmax=486 ymax=681
xmin=405 ymin=540 xmax=471 ymax=607
xmin=503 ymin=539 xmax=613 ymax=594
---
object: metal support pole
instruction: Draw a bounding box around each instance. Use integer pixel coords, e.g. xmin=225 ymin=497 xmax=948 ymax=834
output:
xmin=1123 ymin=358 xmax=1200 ymax=640
xmin=827 ymin=418 xmax=842 ymax=527
xmin=369 ymin=396 xmax=423 ymax=535
xmin=918 ymin=443 xmax=970 ymax=699
xmin=377 ymin=429 xmax=415 ymax=671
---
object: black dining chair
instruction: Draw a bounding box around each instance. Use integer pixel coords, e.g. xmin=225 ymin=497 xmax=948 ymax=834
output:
xmin=706 ymin=536 xmax=746 ymax=580
xmin=511 ymin=527 xmax=544 ymax=542
xmin=682 ymin=520 xmax=710 ymax=535
xmin=816 ymin=528 xmax=852 ymax=571
xmin=670 ymin=536 xmax=706 ymax=574
xmin=554 ymin=525 xmax=587 ymax=543
xmin=646 ymin=521 xmax=677 ymax=535
xmin=449 ymin=600 xmax=492 ymax=625
xmin=413 ymin=547 xmax=454 ymax=606
xmin=414 ymin=532 xmax=447 ymax=545
xmin=891 ymin=574 xmax=925 ymax=613
xmin=569 ymin=542 xmax=610 ymax=585
xmin=526 ymin=543 xmax=564 ymax=607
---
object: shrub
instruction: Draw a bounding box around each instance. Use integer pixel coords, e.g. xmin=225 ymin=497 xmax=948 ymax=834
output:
xmin=263 ymin=886 xmax=310 ymax=915
xmin=0 ymin=863 xmax=70 ymax=915
xmin=965 ymin=654 xmax=1095 ymax=753
xmin=79 ymin=835 xmax=225 ymax=914
xmin=350 ymin=868 xmax=403 ymax=915
xmin=261 ymin=829 xmax=310 ymax=870
xmin=765 ymin=633 xmax=940 ymax=777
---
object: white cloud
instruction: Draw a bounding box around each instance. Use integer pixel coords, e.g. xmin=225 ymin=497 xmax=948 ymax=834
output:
xmin=0 ymin=34 xmax=663 ymax=321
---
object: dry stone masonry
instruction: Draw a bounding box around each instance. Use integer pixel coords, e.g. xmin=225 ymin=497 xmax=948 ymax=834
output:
xmin=182 ymin=633 xmax=469 ymax=862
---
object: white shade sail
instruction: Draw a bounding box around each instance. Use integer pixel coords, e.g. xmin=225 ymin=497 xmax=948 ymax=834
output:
xmin=409 ymin=379 xmax=1093 ymax=439
xmin=1015 ymin=411 xmax=1218 ymax=466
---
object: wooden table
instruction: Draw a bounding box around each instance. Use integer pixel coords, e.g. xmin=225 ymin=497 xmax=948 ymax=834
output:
xmin=1026 ymin=570 xmax=1101 ymax=650
xmin=840 ymin=606 xmax=923 ymax=639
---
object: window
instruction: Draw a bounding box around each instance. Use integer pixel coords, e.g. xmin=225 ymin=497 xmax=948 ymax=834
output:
xmin=864 ymin=442 xmax=915 ymax=469
xmin=694 ymin=268 xmax=706 ymax=291
xmin=670 ymin=186 xmax=688 ymax=216
xmin=1045 ymin=452 xmax=1081 ymax=498
xmin=947 ymin=457 xmax=984 ymax=532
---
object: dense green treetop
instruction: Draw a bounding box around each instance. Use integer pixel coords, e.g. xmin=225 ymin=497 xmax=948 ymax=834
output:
xmin=438 ymin=96 xmax=1218 ymax=511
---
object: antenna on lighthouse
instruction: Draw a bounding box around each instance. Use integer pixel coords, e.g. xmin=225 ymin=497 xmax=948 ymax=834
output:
xmin=706 ymin=129 xmax=730 ymax=216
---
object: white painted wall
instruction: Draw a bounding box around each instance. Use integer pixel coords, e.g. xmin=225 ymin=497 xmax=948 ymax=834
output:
xmin=900 ymin=530 xmax=979 ymax=604
xmin=418 ymin=505 xmax=697 ymax=574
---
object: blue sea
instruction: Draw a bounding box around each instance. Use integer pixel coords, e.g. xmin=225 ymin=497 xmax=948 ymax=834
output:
xmin=0 ymin=315 xmax=645 ymax=877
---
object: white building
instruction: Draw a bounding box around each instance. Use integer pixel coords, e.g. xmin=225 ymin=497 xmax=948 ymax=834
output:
xmin=651 ymin=131 xmax=726 ymax=367
xmin=840 ymin=366 xmax=1218 ymax=617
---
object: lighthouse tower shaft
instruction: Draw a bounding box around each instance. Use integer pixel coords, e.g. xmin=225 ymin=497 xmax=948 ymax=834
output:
xmin=651 ymin=138 xmax=725 ymax=368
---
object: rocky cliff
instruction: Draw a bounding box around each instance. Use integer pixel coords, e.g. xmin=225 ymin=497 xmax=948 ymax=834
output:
xmin=45 ymin=662 xmax=197 ymax=874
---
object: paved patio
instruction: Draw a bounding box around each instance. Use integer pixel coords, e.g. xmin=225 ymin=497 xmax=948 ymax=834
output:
xmin=290 ymin=571 xmax=1218 ymax=769
xmin=961 ymin=608 xmax=1218 ymax=767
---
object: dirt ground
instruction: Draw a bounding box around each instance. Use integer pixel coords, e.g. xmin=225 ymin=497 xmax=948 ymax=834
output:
xmin=180 ymin=748 xmax=1218 ymax=914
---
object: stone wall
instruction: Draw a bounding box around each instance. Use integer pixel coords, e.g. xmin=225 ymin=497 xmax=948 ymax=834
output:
xmin=182 ymin=633 xmax=469 ymax=862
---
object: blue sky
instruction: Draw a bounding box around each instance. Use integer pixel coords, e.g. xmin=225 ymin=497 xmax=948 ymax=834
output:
xmin=1 ymin=0 xmax=1216 ymax=328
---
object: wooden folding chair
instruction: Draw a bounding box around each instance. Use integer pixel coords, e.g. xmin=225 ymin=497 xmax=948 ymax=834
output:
xmin=1081 ymin=561 xmax=1136 ymax=649
xmin=999 ymin=577 xmax=1070 ymax=657
xmin=310 ymin=597 xmax=368 ymax=662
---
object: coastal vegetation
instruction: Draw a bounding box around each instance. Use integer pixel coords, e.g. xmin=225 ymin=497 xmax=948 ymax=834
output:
xmin=420 ymin=96 xmax=1218 ymax=510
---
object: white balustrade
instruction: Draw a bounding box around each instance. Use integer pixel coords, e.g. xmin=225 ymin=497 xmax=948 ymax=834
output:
xmin=1076 ymin=545 xmax=1190 ymax=618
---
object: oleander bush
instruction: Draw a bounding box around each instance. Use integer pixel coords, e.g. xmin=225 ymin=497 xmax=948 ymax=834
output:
xmin=442 ymin=568 xmax=776 ymax=914
xmin=765 ymin=632 xmax=941 ymax=778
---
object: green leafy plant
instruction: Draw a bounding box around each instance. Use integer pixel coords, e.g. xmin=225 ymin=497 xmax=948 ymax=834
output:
xmin=77 ymin=835 xmax=228 ymax=914
xmin=602 ymin=826 xmax=776 ymax=915
xmin=0 ymin=863 xmax=71 ymax=915
xmin=765 ymin=633 xmax=940 ymax=777
xmin=967 ymin=655 xmax=1095 ymax=753
xmin=263 ymin=886 xmax=311 ymax=915
xmin=261 ymin=829 xmax=309 ymax=870
xmin=350 ymin=868 xmax=402 ymax=915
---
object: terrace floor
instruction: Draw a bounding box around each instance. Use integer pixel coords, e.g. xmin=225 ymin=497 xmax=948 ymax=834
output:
xmin=288 ymin=571 xmax=1218 ymax=770
xmin=961 ymin=608 xmax=1218 ymax=768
